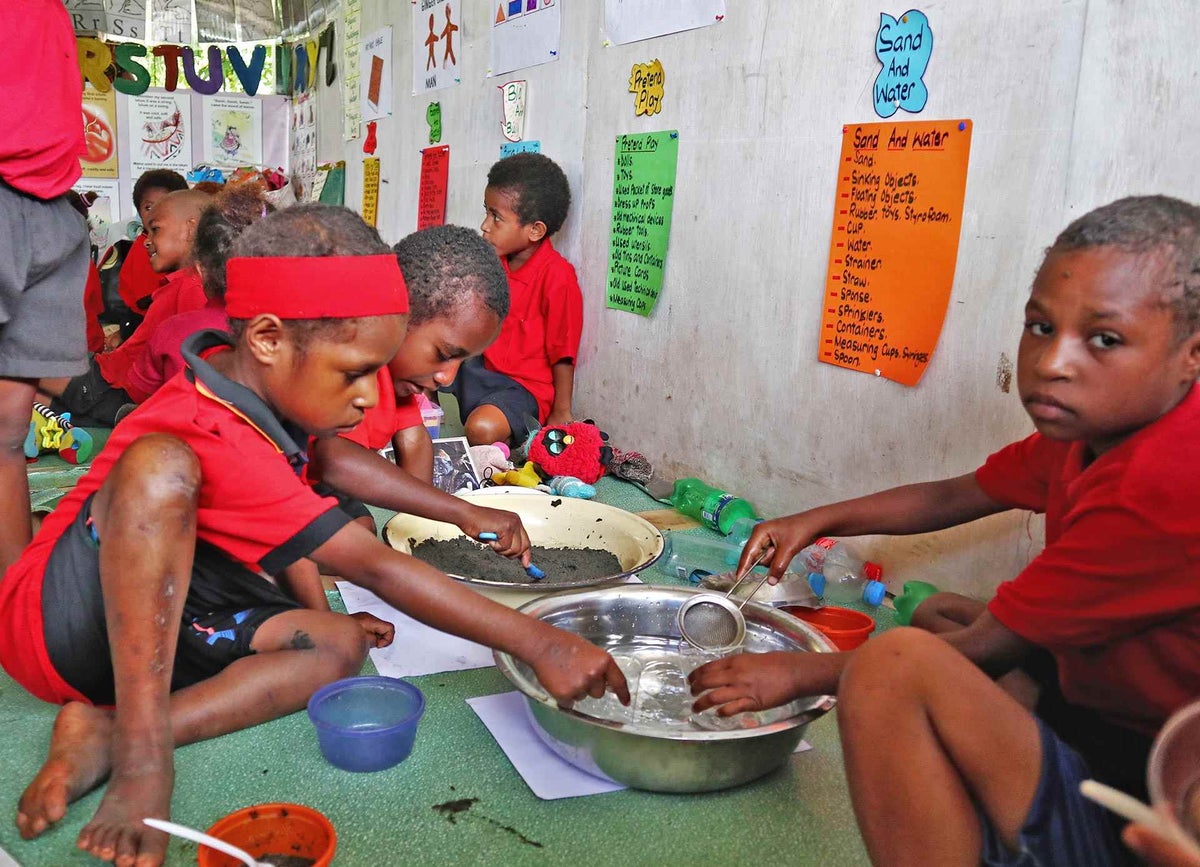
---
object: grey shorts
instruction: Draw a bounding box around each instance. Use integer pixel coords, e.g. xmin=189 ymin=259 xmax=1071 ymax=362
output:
xmin=440 ymin=356 xmax=540 ymax=443
xmin=0 ymin=181 xmax=89 ymax=379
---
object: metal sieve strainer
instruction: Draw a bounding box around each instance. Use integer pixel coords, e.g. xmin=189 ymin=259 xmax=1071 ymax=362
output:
xmin=677 ymin=551 xmax=771 ymax=651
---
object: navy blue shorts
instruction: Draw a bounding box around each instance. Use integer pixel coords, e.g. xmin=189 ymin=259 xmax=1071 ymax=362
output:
xmin=440 ymin=356 xmax=540 ymax=443
xmin=979 ymin=717 xmax=1130 ymax=867
xmin=41 ymin=494 xmax=301 ymax=706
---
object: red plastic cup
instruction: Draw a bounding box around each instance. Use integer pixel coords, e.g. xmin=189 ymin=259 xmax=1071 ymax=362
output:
xmin=781 ymin=605 xmax=876 ymax=651
xmin=197 ymin=802 xmax=336 ymax=867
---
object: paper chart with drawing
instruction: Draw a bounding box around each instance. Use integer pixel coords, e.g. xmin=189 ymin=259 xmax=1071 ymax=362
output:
xmin=202 ymin=95 xmax=264 ymax=169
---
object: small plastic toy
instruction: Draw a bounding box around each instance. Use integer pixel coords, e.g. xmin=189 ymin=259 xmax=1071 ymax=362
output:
xmin=491 ymin=461 xmax=541 ymax=488
xmin=547 ymin=475 xmax=596 ymax=499
xmin=893 ymin=580 xmax=941 ymax=626
xmin=25 ymin=402 xmax=93 ymax=465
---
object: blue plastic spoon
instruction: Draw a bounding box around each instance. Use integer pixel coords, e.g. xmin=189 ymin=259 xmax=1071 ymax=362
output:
xmin=477 ymin=532 xmax=545 ymax=581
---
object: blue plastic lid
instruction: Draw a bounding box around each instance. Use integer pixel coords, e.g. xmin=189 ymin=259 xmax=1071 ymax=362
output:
xmin=861 ymin=580 xmax=887 ymax=606
xmin=806 ymin=572 xmax=826 ymax=597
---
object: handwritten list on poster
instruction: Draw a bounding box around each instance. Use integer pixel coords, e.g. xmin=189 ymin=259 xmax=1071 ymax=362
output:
xmin=819 ymin=119 xmax=972 ymax=386
xmin=361 ymin=157 xmax=380 ymax=227
xmin=417 ymin=144 xmax=449 ymax=230
xmin=606 ymin=131 xmax=678 ymax=317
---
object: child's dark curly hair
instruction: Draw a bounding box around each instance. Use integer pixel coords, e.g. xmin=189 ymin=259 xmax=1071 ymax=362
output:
xmin=486 ymin=152 xmax=572 ymax=237
xmin=393 ymin=225 xmax=509 ymax=327
xmin=132 ymin=169 xmax=188 ymax=211
xmin=193 ymin=184 xmax=275 ymax=302
xmin=1051 ymin=195 xmax=1200 ymax=342
xmin=228 ymin=204 xmax=395 ymax=350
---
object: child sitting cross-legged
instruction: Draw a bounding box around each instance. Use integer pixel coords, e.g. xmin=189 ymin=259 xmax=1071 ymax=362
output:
xmin=442 ymin=152 xmax=584 ymax=446
xmin=0 ymin=204 xmax=628 ymax=867
xmin=689 ymin=196 xmax=1200 ymax=867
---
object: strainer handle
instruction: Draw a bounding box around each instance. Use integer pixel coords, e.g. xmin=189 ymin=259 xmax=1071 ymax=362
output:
xmin=735 ymin=571 xmax=775 ymax=611
xmin=724 ymin=550 xmax=770 ymax=600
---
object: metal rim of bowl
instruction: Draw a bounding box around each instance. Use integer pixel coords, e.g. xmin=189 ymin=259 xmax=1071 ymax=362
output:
xmin=494 ymin=585 xmax=836 ymax=742
xmin=383 ymin=494 xmax=665 ymax=590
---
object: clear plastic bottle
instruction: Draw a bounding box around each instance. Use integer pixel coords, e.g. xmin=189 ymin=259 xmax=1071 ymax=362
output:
xmin=800 ymin=538 xmax=886 ymax=606
xmin=726 ymin=516 xmax=764 ymax=549
xmin=660 ymin=532 xmax=743 ymax=584
xmin=668 ymin=478 xmax=760 ymax=535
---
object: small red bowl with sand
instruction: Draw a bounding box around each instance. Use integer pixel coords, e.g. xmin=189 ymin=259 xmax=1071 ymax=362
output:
xmin=781 ymin=605 xmax=876 ymax=651
xmin=197 ymin=803 xmax=336 ymax=867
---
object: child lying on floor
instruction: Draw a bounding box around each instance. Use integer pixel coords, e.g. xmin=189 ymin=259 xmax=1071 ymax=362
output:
xmin=689 ymin=196 xmax=1200 ymax=866
xmin=0 ymin=204 xmax=628 ymax=867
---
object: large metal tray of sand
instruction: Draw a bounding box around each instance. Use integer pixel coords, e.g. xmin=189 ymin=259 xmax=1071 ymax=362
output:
xmin=383 ymin=490 xmax=664 ymax=599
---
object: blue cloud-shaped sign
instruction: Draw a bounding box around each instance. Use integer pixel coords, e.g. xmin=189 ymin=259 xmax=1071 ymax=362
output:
xmin=874 ymin=10 xmax=933 ymax=118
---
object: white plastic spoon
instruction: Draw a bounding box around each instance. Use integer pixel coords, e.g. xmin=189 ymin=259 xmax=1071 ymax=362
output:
xmin=142 ymin=817 xmax=271 ymax=867
xmin=1079 ymin=779 xmax=1200 ymax=859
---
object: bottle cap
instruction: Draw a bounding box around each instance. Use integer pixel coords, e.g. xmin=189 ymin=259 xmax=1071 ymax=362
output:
xmin=861 ymin=580 xmax=887 ymax=606
xmin=806 ymin=572 xmax=826 ymax=597
xmin=864 ymin=562 xmax=883 ymax=581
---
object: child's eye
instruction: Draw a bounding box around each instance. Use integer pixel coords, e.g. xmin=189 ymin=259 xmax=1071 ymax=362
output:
xmin=1088 ymin=332 xmax=1122 ymax=349
xmin=1024 ymin=321 xmax=1052 ymax=337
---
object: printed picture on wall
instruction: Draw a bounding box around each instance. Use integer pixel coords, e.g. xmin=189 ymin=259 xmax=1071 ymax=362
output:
xmin=490 ymin=0 xmax=559 ymax=77
xmin=202 ymin=95 xmax=264 ymax=169
xmin=413 ymin=0 xmax=461 ymax=94
xmin=80 ymin=85 xmax=118 ymax=178
xmin=360 ymin=26 xmax=394 ymax=120
xmin=128 ymin=92 xmax=192 ymax=180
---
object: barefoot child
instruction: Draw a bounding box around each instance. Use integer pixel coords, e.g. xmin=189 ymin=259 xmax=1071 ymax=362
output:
xmin=690 ymin=196 xmax=1200 ymax=866
xmin=41 ymin=189 xmax=215 ymax=426
xmin=0 ymin=204 xmax=627 ymax=867
xmin=443 ymin=152 xmax=584 ymax=445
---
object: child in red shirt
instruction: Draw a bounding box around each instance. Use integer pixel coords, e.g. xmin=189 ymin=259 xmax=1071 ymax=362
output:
xmin=689 ymin=196 xmax=1200 ymax=867
xmin=40 ymin=188 xmax=213 ymax=425
xmin=3 ymin=204 xmax=628 ymax=867
xmin=118 ymin=170 xmax=190 ymax=315
xmin=443 ymin=152 xmax=583 ymax=446
xmin=124 ymin=184 xmax=273 ymax=404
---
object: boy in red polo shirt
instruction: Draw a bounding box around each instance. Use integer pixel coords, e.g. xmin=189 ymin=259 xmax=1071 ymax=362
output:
xmin=2 ymin=204 xmax=627 ymax=867
xmin=689 ymin=196 xmax=1200 ymax=867
xmin=0 ymin=0 xmax=89 ymax=573
xmin=443 ymin=152 xmax=583 ymax=446
xmin=118 ymin=170 xmax=190 ymax=316
xmin=40 ymin=189 xmax=213 ymax=425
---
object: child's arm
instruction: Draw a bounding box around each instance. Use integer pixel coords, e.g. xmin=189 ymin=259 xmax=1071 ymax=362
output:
xmin=311 ymin=435 xmax=532 ymax=562
xmin=739 ymin=472 xmax=1007 ymax=580
xmin=547 ymin=360 xmax=575 ymax=426
xmin=311 ymin=522 xmax=630 ymax=703
xmin=392 ymin=423 xmax=433 ymax=485
xmin=689 ymin=610 xmax=1035 ymax=716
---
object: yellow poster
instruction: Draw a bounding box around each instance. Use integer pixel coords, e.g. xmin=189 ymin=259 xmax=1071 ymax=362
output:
xmin=362 ymin=157 xmax=381 ymax=227
xmin=80 ymin=84 xmax=118 ymax=179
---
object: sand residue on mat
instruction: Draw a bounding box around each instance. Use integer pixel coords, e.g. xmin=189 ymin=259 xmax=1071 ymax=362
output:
xmin=410 ymin=536 xmax=622 ymax=584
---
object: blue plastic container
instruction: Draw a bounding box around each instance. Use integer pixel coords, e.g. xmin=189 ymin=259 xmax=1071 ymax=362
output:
xmin=307 ymin=676 xmax=426 ymax=772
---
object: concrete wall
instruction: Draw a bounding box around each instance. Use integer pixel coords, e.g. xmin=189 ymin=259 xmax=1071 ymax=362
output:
xmin=308 ymin=0 xmax=1200 ymax=597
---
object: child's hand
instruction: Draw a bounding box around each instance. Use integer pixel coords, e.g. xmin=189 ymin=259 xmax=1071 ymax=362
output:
xmin=350 ymin=612 xmax=395 ymax=648
xmin=460 ymin=505 xmax=532 ymax=565
xmin=1123 ymin=822 xmax=1200 ymax=867
xmin=546 ymin=408 xmax=573 ymax=428
xmin=739 ymin=513 xmax=827 ymax=583
xmin=529 ymin=628 xmax=630 ymax=706
xmin=688 ymin=651 xmax=840 ymax=716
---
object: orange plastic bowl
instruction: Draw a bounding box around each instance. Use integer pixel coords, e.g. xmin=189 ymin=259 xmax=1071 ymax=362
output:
xmin=781 ymin=605 xmax=876 ymax=651
xmin=197 ymin=803 xmax=336 ymax=867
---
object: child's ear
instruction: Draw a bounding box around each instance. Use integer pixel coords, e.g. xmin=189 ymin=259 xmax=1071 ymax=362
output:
xmin=243 ymin=314 xmax=288 ymax=366
xmin=1183 ymin=330 xmax=1200 ymax=382
xmin=526 ymin=220 xmax=548 ymax=243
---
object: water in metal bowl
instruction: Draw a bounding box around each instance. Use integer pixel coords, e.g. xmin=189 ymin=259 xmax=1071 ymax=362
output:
xmin=495 ymin=585 xmax=836 ymax=793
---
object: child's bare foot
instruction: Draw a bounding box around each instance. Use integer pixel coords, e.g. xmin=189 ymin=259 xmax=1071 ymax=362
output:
xmin=77 ymin=755 xmax=174 ymax=867
xmin=17 ymin=702 xmax=114 ymax=839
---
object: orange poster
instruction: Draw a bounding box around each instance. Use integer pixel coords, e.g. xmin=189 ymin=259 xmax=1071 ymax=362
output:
xmin=819 ymin=119 xmax=972 ymax=386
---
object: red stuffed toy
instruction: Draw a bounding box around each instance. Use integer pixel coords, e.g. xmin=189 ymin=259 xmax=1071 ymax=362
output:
xmin=527 ymin=420 xmax=612 ymax=484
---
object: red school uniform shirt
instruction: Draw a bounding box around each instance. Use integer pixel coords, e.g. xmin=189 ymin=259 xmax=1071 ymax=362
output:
xmin=482 ymin=239 xmax=583 ymax=422
xmin=83 ymin=261 xmax=105 ymax=354
xmin=338 ymin=368 xmax=424 ymax=451
xmin=976 ymin=384 xmax=1200 ymax=736
xmin=118 ymin=235 xmax=164 ymax=312
xmin=123 ymin=302 xmax=228 ymax=404
xmin=95 ymin=267 xmax=207 ymax=392
xmin=0 ymin=1 xmax=83 ymax=198
xmin=0 ymin=330 xmax=350 ymax=705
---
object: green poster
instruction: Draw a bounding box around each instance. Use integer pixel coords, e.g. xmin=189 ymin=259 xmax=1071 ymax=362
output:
xmin=606 ymin=131 xmax=678 ymax=316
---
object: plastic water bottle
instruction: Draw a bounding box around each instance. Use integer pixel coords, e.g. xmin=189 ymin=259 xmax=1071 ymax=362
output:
xmin=660 ymin=532 xmax=743 ymax=584
xmin=668 ymin=478 xmax=760 ymax=535
xmin=726 ymin=517 xmax=764 ymax=548
xmin=801 ymin=538 xmax=886 ymax=606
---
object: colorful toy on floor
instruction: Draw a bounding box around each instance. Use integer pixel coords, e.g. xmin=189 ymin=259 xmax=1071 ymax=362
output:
xmin=25 ymin=402 xmax=93 ymax=464
xmin=546 ymin=475 xmax=596 ymax=499
xmin=893 ymin=580 xmax=941 ymax=626
xmin=470 ymin=442 xmax=512 ymax=480
xmin=491 ymin=461 xmax=541 ymax=488
xmin=526 ymin=420 xmax=612 ymax=485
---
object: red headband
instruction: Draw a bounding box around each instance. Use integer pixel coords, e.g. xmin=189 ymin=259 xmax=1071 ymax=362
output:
xmin=224 ymin=255 xmax=409 ymax=320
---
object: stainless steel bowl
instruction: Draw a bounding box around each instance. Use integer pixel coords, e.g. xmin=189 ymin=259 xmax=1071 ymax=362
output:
xmin=494 ymin=585 xmax=836 ymax=793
